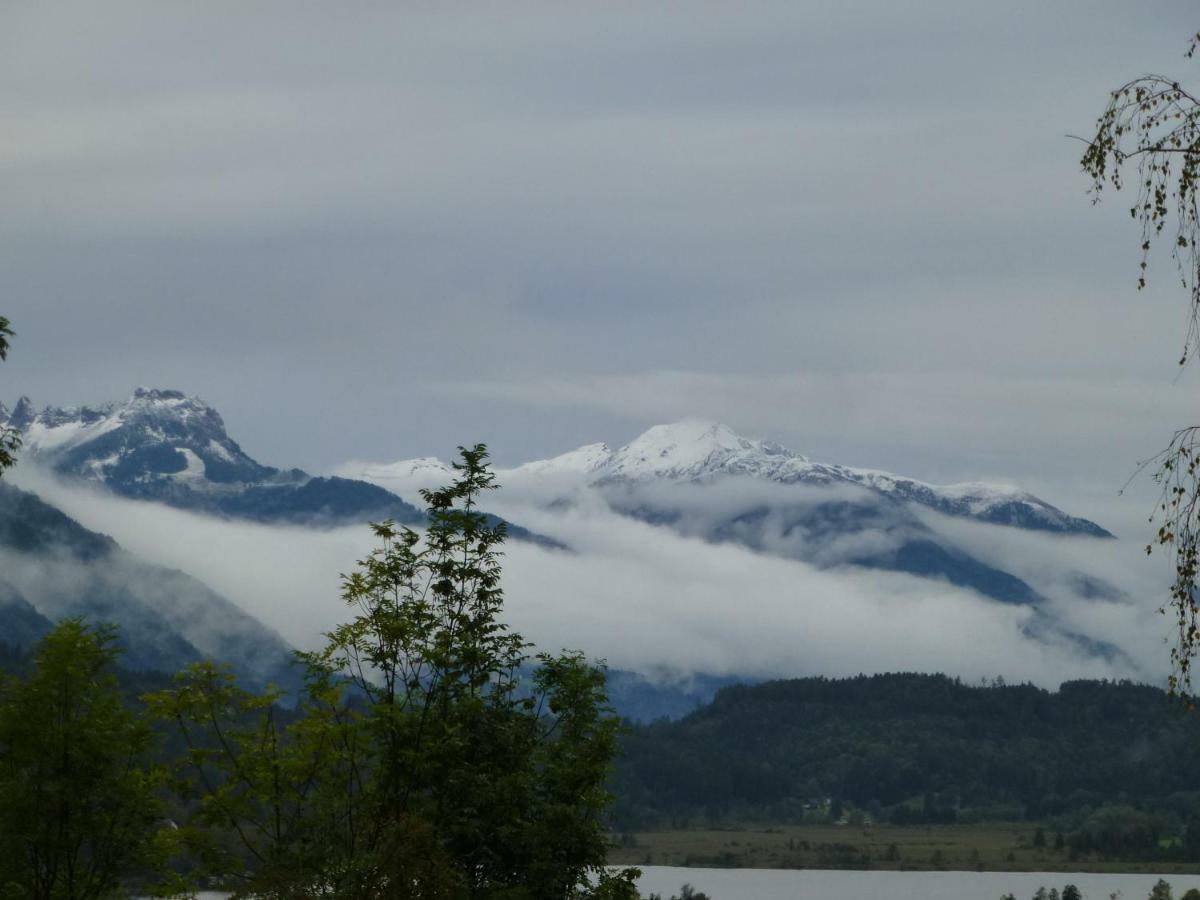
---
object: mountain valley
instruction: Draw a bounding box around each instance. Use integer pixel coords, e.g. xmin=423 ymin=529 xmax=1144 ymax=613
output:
xmin=0 ymin=398 xmax=1163 ymax=717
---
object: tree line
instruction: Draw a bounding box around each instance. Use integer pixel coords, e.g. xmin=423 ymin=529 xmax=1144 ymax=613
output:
xmin=0 ymin=441 xmax=639 ymax=900
xmin=1008 ymin=881 xmax=1200 ymax=900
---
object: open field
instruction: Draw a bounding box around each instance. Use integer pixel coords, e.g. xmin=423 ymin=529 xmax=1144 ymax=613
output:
xmin=608 ymin=824 xmax=1200 ymax=874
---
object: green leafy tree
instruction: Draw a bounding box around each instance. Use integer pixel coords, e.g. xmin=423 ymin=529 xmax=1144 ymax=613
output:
xmin=1062 ymin=887 xmax=1082 ymax=900
xmin=149 ymin=660 xmax=465 ymax=898
xmin=0 ymin=620 xmax=163 ymax=900
xmin=1081 ymin=31 xmax=1200 ymax=693
xmin=0 ymin=316 xmax=19 ymax=476
xmin=647 ymin=887 xmax=710 ymax=900
xmin=1149 ymin=878 xmax=1174 ymax=900
xmin=152 ymin=445 xmax=634 ymax=899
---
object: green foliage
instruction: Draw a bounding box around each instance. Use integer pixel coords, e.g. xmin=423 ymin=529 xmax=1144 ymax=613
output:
xmin=589 ymin=868 xmax=642 ymax=900
xmin=151 ymin=445 xmax=630 ymax=898
xmin=1080 ymin=33 xmax=1200 ymax=695
xmin=0 ymin=316 xmax=18 ymax=476
xmin=1015 ymin=888 xmax=1083 ymax=900
xmin=146 ymin=662 xmax=393 ymax=898
xmin=647 ymin=886 xmax=711 ymax=900
xmin=1063 ymin=805 xmax=1175 ymax=860
xmin=0 ymin=620 xmax=163 ymax=900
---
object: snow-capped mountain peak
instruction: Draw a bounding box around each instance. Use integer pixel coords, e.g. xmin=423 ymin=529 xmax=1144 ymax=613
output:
xmin=336 ymin=420 xmax=1111 ymax=538
xmin=602 ymin=419 xmax=808 ymax=482
xmin=342 ymin=418 xmax=1109 ymax=535
xmin=8 ymin=387 xmax=427 ymax=528
xmin=12 ymin=388 xmax=266 ymax=485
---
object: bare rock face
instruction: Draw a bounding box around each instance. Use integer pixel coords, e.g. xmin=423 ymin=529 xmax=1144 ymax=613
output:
xmin=10 ymin=388 xmax=422 ymax=527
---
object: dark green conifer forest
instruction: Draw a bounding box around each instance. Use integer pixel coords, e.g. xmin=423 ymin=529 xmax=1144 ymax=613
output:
xmin=614 ymin=674 xmax=1200 ymax=861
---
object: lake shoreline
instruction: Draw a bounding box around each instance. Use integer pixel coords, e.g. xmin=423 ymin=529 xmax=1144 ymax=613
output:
xmin=628 ymin=865 xmax=1200 ymax=900
xmin=609 ymin=823 xmax=1200 ymax=875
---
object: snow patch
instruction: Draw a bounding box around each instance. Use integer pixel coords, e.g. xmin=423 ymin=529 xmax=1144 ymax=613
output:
xmin=172 ymin=448 xmax=207 ymax=481
xmin=22 ymin=413 xmax=122 ymax=454
xmin=207 ymin=440 xmax=234 ymax=463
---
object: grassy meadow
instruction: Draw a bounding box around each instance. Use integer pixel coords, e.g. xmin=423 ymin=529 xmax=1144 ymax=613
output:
xmin=608 ymin=824 xmax=1200 ymax=874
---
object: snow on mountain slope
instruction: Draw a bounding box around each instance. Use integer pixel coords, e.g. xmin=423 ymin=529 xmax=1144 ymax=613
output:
xmin=13 ymin=387 xmax=274 ymax=486
xmin=599 ymin=420 xmax=807 ymax=482
xmin=343 ymin=420 xmax=1111 ymax=538
xmin=337 ymin=442 xmax=615 ymax=496
xmin=338 ymin=421 xmax=1134 ymax=668
xmin=8 ymin=388 xmax=422 ymax=527
xmin=580 ymin=420 xmax=1108 ymax=536
xmin=7 ymin=389 xmax=566 ymax=545
xmin=511 ymin=442 xmax=613 ymax=478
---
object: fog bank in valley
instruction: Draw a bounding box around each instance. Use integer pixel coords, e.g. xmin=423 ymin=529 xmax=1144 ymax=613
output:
xmin=11 ymin=464 xmax=1174 ymax=691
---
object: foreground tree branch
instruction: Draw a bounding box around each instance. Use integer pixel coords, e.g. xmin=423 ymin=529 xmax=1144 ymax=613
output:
xmin=1082 ymin=31 xmax=1200 ymax=695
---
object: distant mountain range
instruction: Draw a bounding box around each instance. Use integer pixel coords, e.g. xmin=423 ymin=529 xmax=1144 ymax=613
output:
xmin=2 ymin=388 xmax=554 ymax=544
xmin=0 ymin=397 xmax=1138 ymax=716
xmin=341 ymin=419 xmax=1129 ymax=668
xmin=343 ymin=420 xmax=1116 ymax=600
xmin=0 ymin=386 xmax=555 ymax=700
xmin=346 ymin=419 xmax=1111 ymax=538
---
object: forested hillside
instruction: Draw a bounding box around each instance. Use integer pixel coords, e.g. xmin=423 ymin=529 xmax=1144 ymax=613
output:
xmin=614 ymin=674 xmax=1200 ymax=831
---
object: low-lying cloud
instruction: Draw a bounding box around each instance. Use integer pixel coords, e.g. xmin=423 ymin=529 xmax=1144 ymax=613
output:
xmin=10 ymin=463 xmax=1177 ymax=692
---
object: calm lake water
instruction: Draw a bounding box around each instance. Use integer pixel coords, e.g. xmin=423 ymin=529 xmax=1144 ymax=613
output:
xmin=631 ymin=866 xmax=1200 ymax=900
xmin=196 ymin=867 xmax=1200 ymax=899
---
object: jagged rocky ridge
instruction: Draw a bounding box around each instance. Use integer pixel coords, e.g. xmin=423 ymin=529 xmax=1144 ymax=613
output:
xmin=2 ymin=389 xmax=555 ymax=544
xmin=3 ymin=389 xmax=423 ymax=527
xmin=0 ymin=482 xmax=299 ymax=690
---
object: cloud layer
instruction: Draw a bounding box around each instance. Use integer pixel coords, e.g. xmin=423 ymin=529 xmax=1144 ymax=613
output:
xmin=12 ymin=464 xmax=1174 ymax=691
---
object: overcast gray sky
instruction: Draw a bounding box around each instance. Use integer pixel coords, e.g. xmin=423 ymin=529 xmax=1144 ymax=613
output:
xmin=3 ymin=1 xmax=1199 ymax=530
